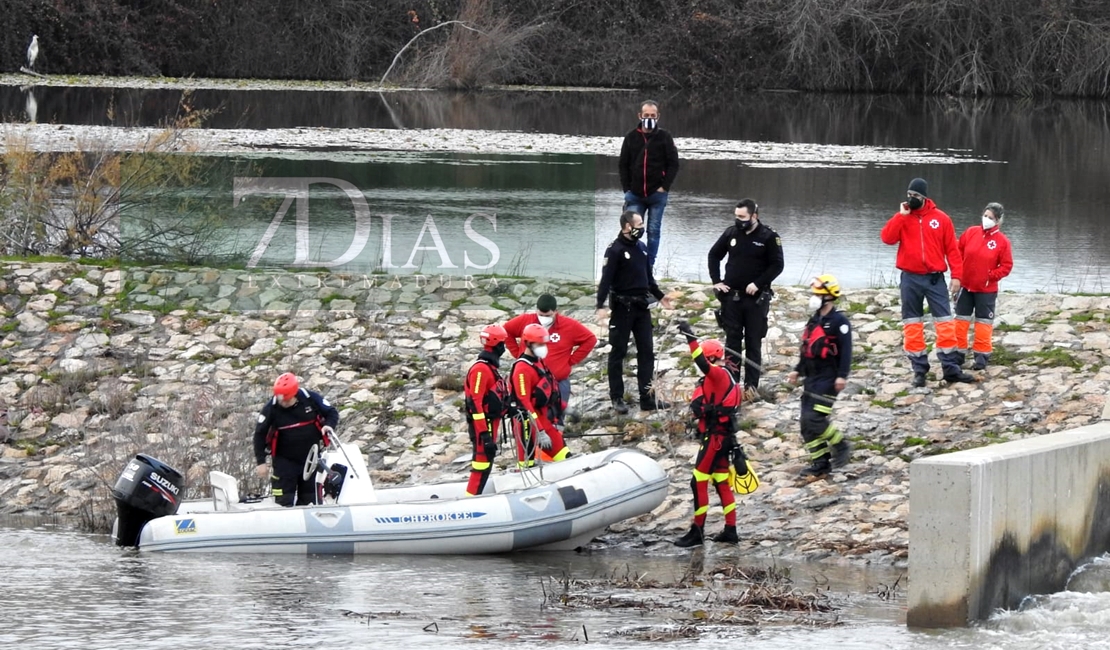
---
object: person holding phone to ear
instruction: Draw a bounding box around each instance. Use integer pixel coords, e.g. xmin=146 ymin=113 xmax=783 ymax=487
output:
xmin=880 ymin=178 xmax=972 ymax=388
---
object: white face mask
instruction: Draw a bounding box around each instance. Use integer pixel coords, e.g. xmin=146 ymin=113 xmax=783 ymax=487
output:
xmin=808 ymin=295 xmax=824 ymax=311
xmin=532 ymin=344 xmax=549 ymax=359
xmin=982 ymin=216 xmax=997 ymax=229
xmin=537 ymin=315 xmax=554 ymax=327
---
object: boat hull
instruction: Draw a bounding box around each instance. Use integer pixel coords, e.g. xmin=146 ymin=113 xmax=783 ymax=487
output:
xmin=134 ymin=448 xmax=668 ymax=554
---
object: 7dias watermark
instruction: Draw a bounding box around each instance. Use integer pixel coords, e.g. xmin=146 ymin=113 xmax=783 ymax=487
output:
xmin=234 ymin=177 xmax=502 ymax=271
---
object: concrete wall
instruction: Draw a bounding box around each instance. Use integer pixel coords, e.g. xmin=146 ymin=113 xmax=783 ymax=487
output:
xmin=908 ymin=412 xmax=1110 ymax=628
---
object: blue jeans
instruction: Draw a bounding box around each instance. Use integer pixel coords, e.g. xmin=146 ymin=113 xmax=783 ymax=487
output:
xmin=623 ymin=190 xmax=669 ymax=268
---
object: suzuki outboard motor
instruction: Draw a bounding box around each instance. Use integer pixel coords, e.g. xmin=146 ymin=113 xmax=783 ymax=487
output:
xmin=111 ymin=454 xmax=186 ymax=547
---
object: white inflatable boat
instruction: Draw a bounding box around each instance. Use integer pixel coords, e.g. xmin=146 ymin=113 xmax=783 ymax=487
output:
xmin=111 ymin=444 xmax=669 ymax=554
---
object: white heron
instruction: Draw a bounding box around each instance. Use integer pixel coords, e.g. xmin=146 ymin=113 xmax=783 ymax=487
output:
xmin=26 ymin=35 xmax=39 ymax=70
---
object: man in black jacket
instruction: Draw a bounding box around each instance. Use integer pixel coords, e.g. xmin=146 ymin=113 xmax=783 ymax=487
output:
xmin=253 ymin=372 xmax=340 ymax=507
xmin=597 ymin=211 xmax=674 ymax=414
xmin=619 ymin=100 xmax=680 ymax=268
xmin=707 ymin=199 xmax=785 ymax=400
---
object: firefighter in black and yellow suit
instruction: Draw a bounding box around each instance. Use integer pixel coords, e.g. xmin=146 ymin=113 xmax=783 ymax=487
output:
xmin=787 ymin=275 xmax=853 ymax=478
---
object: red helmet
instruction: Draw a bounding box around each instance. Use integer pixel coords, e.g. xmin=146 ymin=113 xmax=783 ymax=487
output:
xmin=273 ymin=372 xmax=299 ymax=398
xmin=701 ymin=339 xmax=725 ymax=363
xmin=480 ymin=324 xmax=508 ymax=349
xmin=521 ymin=323 xmax=549 ymax=344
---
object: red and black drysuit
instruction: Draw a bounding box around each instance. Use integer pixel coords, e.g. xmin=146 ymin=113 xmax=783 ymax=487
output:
xmin=508 ymin=354 xmax=568 ymax=467
xmin=253 ymin=388 xmax=339 ymax=507
xmin=686 ymin=338 xmax=741 ymax=530
xmin=464 ymin=349 xmax=508 ymax=496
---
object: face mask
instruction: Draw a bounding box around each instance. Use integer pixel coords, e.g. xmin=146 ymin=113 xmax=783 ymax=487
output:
xmin=982 ymin=216 xmax=996 ymax=229
xmin=532 ymin=344 xmax=549 ymax=359
xmin=640 ymin=117 xmax=657 ymax=130
xmin=628 ymin=226 xmax=644 ymax=240
xmin=906 ymin=196 xmax=924 ymax=210
xmin=736 ymin=218 xmax=753 ymax=231
xmin=808 ymin=295 xmax=824 ymax=311
xmin=537 ymin=315 xmax=554 ymax=327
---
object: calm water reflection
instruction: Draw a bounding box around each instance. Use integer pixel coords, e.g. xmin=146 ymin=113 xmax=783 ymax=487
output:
xmin=4 ymin=86 xmax=1109 ymax=291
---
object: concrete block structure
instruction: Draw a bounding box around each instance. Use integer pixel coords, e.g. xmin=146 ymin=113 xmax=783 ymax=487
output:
xmin=908 ymin=420 xmax=1110 ymax=627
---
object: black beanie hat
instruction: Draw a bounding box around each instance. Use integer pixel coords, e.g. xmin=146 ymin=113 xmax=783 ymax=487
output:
xmin=908 ymin=178 xmax=928 ymax=196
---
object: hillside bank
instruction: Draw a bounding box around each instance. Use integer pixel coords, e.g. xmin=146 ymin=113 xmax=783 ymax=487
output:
xmin=1 ymin=260 xmax=1108 ymax=566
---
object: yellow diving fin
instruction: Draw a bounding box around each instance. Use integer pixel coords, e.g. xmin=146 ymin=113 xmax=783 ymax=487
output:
xmin=731 ymin=460 xmax=760 ymax=495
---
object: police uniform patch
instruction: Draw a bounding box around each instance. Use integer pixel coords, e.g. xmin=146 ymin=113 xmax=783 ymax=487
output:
xmin=776 ymin=237 xmax=782 ymax=246
xmin=256 ymin=413 xmax=265 ymax=423
xmin=624 ymin=251 xmax=630 ymax=259
xmin=602 ymin=257 xmax=608 ymax=266
xmin=729 ymin=238 xmax=736 ymax=247
xmin=840 ymin=323 xmax=850 ymax=334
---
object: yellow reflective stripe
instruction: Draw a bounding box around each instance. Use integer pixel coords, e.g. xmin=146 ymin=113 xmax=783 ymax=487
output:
xmin=692 ymin=346 xmax=703 ymax=359
xmin=722 ymin=502 xmax=736 ymax=515
xmin=471 ymin=461 xmax=491 ymax=470
xmin=271 ymin=488 xmax=284 ymax=496
xmin=694 ymin=505 xmax=709 ymax=516
xmin=814 ymin=404 xmax=833 ymax=414
xmin=711 ymin=471 xmax=730 ymax=482
xmin=552 ymin=448 xmax=570 ymax=461
xmin=474 ymin=370 xmax=482 ymax=393
xmin=472 ymin=413 xmax=486 ymax=420
xmin=822 ymin=425 xmax=843 ymax=445
xmin=692 ymin=469 xmax=711 ymax=481
xmin=517 ymin=460 xmax=535 ymax=468
xmin=518 ymin=373 xmax=527 ymax=396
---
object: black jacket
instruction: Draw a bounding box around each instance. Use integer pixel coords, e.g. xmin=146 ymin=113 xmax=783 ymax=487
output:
xmin=596 ymin=234 xmax=664 ymax=309
xmin=253 ymin=388 xmax=340 ymax=465
xmin=707 ymin=221 xmax=785 ymax=292
xmin=619 ymin=127 xmax=680 ymax=197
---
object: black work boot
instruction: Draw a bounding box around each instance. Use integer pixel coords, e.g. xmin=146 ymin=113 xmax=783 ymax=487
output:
xmin=831 ymin=441 xmax=852 ymax=469
xmin=912 ymin=373 xmax=927 ymax=388
xmin=799 ymin=460 xmax=831 ymax=478
xmin=712 ymin=525 xmax=739 ymax=544
xmin=640 ymin=397 xmax=672 ymax=411
xmin=611 ymin=398 xmax=629 ymax=415
xmin=673 ymin=524 xmax=704 ymax=548
xmin=944 ymin=371 xmax=975 ymax=384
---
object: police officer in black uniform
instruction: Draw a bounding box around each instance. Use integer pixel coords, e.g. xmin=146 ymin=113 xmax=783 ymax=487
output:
xmin=707 ymin=198 xmax=785 ymax=400
xmin=253 ymin=373 xmax=341 ymax=507
xmin=597 ymin=210 xmax=674 ymax=414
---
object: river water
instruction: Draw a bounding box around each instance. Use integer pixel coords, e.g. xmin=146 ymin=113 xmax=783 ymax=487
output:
xmin=3 ymin=86 xmax=1109 ymax=291
xmin=5 ymin=524 xmax=1110 ymax=648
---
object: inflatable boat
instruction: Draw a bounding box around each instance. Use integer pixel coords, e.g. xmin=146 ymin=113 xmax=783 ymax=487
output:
xmin=110 ymin=444 xmax=669 ymax=554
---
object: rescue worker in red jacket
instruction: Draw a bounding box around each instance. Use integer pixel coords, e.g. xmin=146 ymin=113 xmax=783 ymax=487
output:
xmin=504 ymin=294 xmax=597 ymax=426
xmin=253 ymin=373 xmax=340 ymax=507
xmin=880 ymin=177 xmax=973 ymax=387
xmin=508 ymin=323 xmax=569 ymax=467
xmin=787 ymin=275 xmax=853 ymax=478
xmin=956 ymin=202 xmax=1014 ymax=372
xmin=673 ymin=321 xmax=741 ymax=548
xmin=464 ymin=324 xmax=510 ymax=496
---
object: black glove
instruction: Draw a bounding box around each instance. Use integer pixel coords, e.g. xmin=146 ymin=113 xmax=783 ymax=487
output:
xmin=479 ymin=432 xmax=497 ymax=459
xmin=676 ymin=320 xmax=697 ymax=342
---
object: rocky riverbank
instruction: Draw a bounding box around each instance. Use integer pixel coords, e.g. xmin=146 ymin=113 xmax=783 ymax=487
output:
xmin=1 ymin=260 xmax=1108 ymax=567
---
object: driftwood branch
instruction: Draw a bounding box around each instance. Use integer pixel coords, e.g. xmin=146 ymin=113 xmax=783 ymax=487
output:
xmin=379 ymin=20 xmax=488 ymax=85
